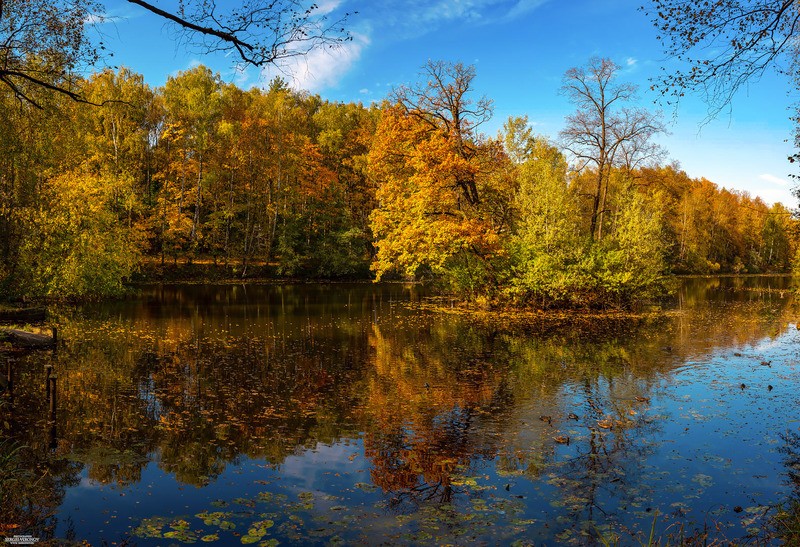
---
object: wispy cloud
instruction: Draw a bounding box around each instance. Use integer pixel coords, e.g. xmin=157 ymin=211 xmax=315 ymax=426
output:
xmin=86 ymin=3 xmax=144 ymax=26
xmin=316 ymin=0 xmax=343 ymax=16
xmin=255 ymin=0 xmax=551 ymax=93
xmin=506 ymin=0 xmax=550 ymax=20
xmin=759 ymin=173 xmax=789 ymax=186
xmin=362 ymin=0 xmax=552 ymax=39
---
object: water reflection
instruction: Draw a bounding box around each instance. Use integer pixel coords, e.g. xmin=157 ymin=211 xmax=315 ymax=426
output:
xmin=1 ymin=277 xmax=799 ymax=544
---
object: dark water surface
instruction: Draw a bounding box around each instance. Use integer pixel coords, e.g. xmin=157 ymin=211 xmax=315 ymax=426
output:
xmin=2 ymin=277 xmax=800 ymax=545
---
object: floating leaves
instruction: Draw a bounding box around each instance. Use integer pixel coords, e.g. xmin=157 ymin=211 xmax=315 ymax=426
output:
xmin=132 ymin=517 xmax=167 ymax=538
xmin=691 ymin=474 xmax=713 ymax=488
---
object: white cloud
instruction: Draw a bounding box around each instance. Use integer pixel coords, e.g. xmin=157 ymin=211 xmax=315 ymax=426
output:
xmin=231 ymin=65 xmax=253 ymax=87
xmin=359 ymin=88 xmax=370 ymax=94
xmin=253 ymin=0 xmax=550 ymax=93
xmin=167 ymin=58 xmax=202 ymax=78
xmin=84 ymin=13 xmax=110 ymax=25
xmin=759 ymin=173 xmax=789 ymax=186
xmin=369 ymin=0 xmax=551 ymax=38
xmin=506 ymin=0 xmax=550 ymax=20
xmin=262 ymin=33 xmax=369 ymax=92
xmin=747 ymin=185 xmax=794 ymax=206
xmin=626 ymin=57 xmax=637 ymax=67
xmin=315 ymin=0 xmax=342 ymax=16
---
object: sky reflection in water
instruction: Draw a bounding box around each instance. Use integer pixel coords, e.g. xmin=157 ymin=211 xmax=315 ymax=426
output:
xmin=2 ymin=277 xmax=800 ymax=545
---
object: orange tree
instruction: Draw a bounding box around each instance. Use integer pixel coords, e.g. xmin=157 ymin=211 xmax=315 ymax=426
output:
xmin=368 ymin=61 xmax=514 ymax=297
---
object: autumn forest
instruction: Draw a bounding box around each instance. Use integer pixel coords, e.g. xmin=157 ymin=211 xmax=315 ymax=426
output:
xmin=0 ymin=58 xmax=796 ymax=306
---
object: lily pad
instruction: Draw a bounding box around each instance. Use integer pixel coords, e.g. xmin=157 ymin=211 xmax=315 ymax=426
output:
xmin=163 ymin=529 xmax=198 ymax=543
xmin=132 ymin=517 xmax=166 ymax=538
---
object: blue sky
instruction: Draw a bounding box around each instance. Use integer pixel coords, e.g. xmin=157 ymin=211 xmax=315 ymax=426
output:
xmin=100 ymin=0 xmax=797 ymax=207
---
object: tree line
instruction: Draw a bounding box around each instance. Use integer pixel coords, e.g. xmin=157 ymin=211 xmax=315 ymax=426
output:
xmin=0 ymin=59 xmax=796 ymax=305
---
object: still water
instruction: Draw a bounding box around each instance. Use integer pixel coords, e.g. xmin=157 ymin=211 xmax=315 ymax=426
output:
xmin=2 ymin=277 xmax=800 ymax=545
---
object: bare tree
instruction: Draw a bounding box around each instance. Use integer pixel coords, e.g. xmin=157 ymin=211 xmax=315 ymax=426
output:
xmin=0 ymin=0 xmax=352 ymax=107
xmin=559 ymin=57 xmax=665 ymax=240
xmin=126 ymin=0 xmax=352 ymax=67
xmin=391 ymin=60 xmax=493 ymax=205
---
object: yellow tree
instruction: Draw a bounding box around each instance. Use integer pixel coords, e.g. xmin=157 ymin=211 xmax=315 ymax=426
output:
xmin=369 ymin=61 xmax=513 ymax=294
xmin=19 ymin=168 xmax=144 ymax=298
xmin=161 ymin=66 xmax=223 ymax=256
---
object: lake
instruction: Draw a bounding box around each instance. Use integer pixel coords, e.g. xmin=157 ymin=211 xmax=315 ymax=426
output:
xmin=2 ymin=277 xmax=800 ymax=545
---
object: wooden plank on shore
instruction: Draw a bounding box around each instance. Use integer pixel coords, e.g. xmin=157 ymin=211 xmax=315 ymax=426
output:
xmin=0 ymin=328 xmax=56 ymax=349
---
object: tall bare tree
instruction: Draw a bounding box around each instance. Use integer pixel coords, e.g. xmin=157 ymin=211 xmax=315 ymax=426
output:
xmin=559 ymin=57 xmax=664 ymax=240
xmin=390 ymin=60 xmax=493 ymax=206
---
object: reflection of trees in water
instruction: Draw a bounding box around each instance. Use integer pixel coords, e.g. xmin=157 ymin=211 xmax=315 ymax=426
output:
xmin=1 ymin=279 xmax=798 ymax=538
xmin=146 ymin=332 xmax=371 ymax=485
xmin=0 ymin=436 xmax=82 ymax=541
xmin=361 ymin=321 xmax=514 ymax=505
xmin=359 ymin=310 xmax=740 ymax=539
xmin=112 ymin=312 xmax=384 ymax=483
xmin=775 ymin=431 xmax=800 ymax=543
xmin=365 ymin=407 xmax=472 ymax=504
xmin=782 ymin=431 xmax=800 ymax=493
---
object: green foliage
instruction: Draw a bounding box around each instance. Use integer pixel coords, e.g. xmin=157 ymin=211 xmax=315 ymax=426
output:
xmin=587 ymin=190 xmax=667 ymax=304
xmin=16 ymin=168 xmax=143 ymax=299
xmin=506 ymin=138 xmax=583 ymax=306
xmin=504 ymin=137 xmax=667 ymax=309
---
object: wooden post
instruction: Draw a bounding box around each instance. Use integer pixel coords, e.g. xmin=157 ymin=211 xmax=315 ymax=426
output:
xmin=45 ymin=364 xmax=53 ymax=403
xmin=48 ymin=374 xmax=57 ymax=421
xmin=51 ymin=326 xmax=58 ymax=345
xmin=3 ymin=358 xmax=11 ymax=397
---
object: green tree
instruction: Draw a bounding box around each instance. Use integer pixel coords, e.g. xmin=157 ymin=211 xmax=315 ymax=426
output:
xmin=161 ymin=66 xmax=223 ymax=255
xmin=585 ymin=189 xmax=667 ymax=306
xmin=508 ymin=137 xmax=582 ymax=306
xmin=500 ymin=115 xmax=536 ymax=166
